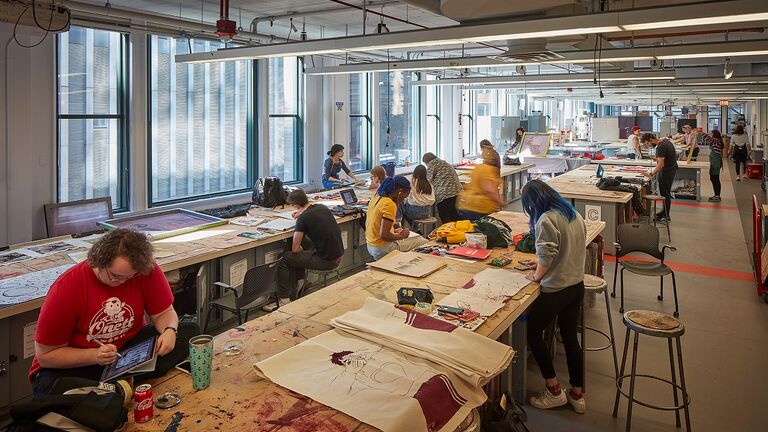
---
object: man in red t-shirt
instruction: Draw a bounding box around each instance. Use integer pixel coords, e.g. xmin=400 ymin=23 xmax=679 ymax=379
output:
xmin=29 ymin=229 xmax=185 ymax=396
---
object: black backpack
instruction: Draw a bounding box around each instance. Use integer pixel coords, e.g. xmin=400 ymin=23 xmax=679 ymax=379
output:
xmin=252 ymin=177 xmax=287 ymax=208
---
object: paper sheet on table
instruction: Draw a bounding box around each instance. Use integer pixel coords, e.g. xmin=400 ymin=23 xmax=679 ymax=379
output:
xmin=0 ymin=264 xmax=74 ymax=305
xmin=259 ymin=218 xmax=296 ymax=231
xmin=272 ymin=210 xmax=296 ymax=220
xmin=436 ymin=269 xmax=531 ymax=316
xmin=229 ymin=217 xmax=265 ymax=227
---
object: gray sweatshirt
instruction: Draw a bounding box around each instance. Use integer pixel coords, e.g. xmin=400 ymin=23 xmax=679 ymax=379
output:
xmin=534 ymin=210 xmax=587 ymax=293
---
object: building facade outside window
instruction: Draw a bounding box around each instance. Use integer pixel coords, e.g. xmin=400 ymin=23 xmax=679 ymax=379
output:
xmin=378 ymin=71 xmax=420 ymax=167
xmin=349 ymin=73 xmax=372 ymax=172
xmin=57 ymin=26 xmax=128 ymax=210
xmin=148 ymin=36 xmax=252 ymax=205
xmin=268 ymin=57 xmax=303 ymax=183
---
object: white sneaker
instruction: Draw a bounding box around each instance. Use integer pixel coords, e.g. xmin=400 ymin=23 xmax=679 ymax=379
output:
xmin=261 ymin=302 xmax=279 ymax=312
xmin=737 ymin=176 xmax=741 ymax=181
xmin=566 ymin=389 xmax=586 ymax=414
xmin=529 ymin=388 xmax=567 ymax=410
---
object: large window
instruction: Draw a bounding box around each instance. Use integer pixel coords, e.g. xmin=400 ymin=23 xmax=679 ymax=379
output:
xmin=57 ymin=27 xmax=128 ymax=210
xmin=149 ymin=36 xmax=252 ymax=205
xmin=461 ymin=89 xmax=475 ymax=157
xmin=268 ymin=57 xmax=303 ymax=183
xmin=424 ymin=75 xmax=440 ymax=155
xmin=349 ymin=73 xmax=372 ymax=172
xmin=378 ymin=71 xmax=420 ymax=167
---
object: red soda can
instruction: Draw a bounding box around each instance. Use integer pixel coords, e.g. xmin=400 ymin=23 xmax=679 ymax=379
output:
xmin=133 ymin=384 xmax=154 ymax=423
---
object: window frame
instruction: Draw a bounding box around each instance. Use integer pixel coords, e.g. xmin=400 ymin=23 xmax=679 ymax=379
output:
xmin=265 ymin=56 xmax=304 ymax=184
xmin=349 ymin=73 xmax=373 ymax=173
xmin=55 ymin=28 xmax=130 ymax=212
xmin=145 ymin=36 xmax=256 ymax=207
xmin=424 ymin=76 xmax=440 ymax=156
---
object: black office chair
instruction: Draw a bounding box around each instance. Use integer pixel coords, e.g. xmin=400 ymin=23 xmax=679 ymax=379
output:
xmin=610 ymin=223 xmax=680 ymax=317
xmin=204 ymin=259 xmax=280 ymax=332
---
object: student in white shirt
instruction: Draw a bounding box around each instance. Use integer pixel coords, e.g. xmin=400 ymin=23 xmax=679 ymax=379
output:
xmin=402 ymin=165 xmax=435 ymax=230
xmin=626 ymin=126 xmax=642 ymax=159
xmin=729 ymin=125 xmax=751 ymax=181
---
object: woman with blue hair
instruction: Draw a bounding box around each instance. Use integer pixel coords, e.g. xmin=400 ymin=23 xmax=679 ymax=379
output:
xmin=521 ymin=180 xmax=588 ymax=414
xmin=365 ymin=176 xmax=428 ymax=260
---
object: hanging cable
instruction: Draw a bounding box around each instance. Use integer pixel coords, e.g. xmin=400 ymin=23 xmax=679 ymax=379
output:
xmin=13 ymin=1 xmax=72 ymax=49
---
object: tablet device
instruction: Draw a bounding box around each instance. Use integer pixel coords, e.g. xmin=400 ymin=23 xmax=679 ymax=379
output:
xmin=340 ymin=188 xmax=358 ymax=205
xmin=100 ymin=336 xmax=158 ymax=382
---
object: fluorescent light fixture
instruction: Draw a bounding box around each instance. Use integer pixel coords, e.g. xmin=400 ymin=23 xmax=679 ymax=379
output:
xmin=305 ymin=40 xmax=768 ymax=76
xmin=412 ymin=71 xmax=675 ymax=86
xmin=177 ymin=0 xmax=768 ymax=64
xmin=623 ymin=13 xmax=768 ymax=31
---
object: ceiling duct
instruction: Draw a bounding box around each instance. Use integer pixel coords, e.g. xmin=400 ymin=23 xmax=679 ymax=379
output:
xmin=401 ymin=0 xmax=579 ymax=23
xmin=489 ymin=39 xmax=564 ymax=63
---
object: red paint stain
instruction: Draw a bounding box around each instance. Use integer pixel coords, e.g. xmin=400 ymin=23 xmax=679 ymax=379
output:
xmin=605 ymin=255 xmax=753 ymax=281
xmin=264 ymin=398 xmax=352 ymax=432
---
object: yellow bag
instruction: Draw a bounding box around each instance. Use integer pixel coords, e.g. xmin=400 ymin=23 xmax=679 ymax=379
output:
xmin=432 ymin=220 xmax=475 ymax=244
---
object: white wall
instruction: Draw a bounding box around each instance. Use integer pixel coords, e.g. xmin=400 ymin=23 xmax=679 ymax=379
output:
xmin=0 ymin=23 xmax=57 ymax=246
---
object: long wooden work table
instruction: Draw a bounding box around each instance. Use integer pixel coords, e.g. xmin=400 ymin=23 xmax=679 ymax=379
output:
xmin=591 ymin=158 xmax=709 ymax=201
xmin=0 ymin=194 xmax=604 ymax=428
xmin=117 ymin=211 xmax=603 ymax=431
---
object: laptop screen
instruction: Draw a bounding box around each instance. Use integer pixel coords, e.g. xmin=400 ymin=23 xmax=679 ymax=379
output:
xmin=340 ymin=189 xmax=358 ymax=205
xmin=596 ymin=164 xmax=605 ymax=179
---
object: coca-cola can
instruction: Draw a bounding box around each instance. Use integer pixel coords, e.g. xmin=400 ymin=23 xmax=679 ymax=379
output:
xmin=133 ymin=384 xmax=154 ymax=423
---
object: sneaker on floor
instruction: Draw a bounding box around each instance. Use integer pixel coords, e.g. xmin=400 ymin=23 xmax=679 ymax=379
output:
xmin=529 ymin=388 xmax=567 ymax=410
xmin=737 ymin=176 xmax=741 ymax=181
xmin=566 ymin=389 xmax=586 ymax=414
xmin=262 ymin=302 xmax=279 ymax=312
xmin=278 ymin=298 xmax=292 ymax=307
xmin=708 ymin=196 xmax=721 ymax=202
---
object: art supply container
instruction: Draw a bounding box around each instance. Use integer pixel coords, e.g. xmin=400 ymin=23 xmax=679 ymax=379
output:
xmin=189 ymin=335 xmax=214 ymax=390
xmin=465 ymin=233 xmax=488 ymax=249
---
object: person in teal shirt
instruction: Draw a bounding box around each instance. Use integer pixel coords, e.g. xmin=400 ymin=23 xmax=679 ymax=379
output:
xmin=322 ymin=144 xmax=358 ymax=189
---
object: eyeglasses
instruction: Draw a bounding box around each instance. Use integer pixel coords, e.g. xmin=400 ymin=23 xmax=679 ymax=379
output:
xmin=102 ymin=268 xmax=136 ymax=282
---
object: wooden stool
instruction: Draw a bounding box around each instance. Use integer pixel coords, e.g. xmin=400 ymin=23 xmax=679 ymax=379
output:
xmin=413 ymin=217 xmax=438 ymax=238
xmin=613 ymin=310 xmax=691 ymax=432
xmin=643 ymin=195 xmax=671 ymax=241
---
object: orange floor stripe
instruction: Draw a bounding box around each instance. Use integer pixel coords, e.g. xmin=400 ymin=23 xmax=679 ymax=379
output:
xmin=604 ymin=255 xmax=753 ymax=282
xmin=644 ymin=199 xmax=739 ymax=211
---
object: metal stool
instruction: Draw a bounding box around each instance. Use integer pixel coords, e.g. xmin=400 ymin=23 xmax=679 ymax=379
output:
xmin=303 ymin=266 xmax=341 ymax=293
xmin=583 ymin=275 xmax=619 ymax=383
xmin=643 ymin=195 xmax=671 ymax=241
xmin=613 ymin=310 xmax=691 ymax=432
xmin=413 ymin=217 xmax=438 ymax=238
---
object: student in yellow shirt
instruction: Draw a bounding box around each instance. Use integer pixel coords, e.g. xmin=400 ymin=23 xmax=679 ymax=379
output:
xmin=365 ymin=176 xmax=427 ymax=260
xmin=457 ymin=148 xmax=503 ymax=221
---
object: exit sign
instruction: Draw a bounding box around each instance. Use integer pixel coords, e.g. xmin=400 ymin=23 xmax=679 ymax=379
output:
xmin=719 ymin=100 xmax=729 ymax=106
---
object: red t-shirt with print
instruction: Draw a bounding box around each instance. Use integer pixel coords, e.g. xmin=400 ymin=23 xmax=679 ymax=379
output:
xmin=28 ymin=260 xmax=174 ymax=381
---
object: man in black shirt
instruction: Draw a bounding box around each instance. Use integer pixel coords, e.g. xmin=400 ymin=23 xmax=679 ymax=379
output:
xmin=641 ymin=133 xmax=679 ymax=221
xmin=272 ymin=189 xmax=343 ymax=308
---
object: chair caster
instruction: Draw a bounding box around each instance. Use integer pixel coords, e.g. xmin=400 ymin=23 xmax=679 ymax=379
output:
xmin=673 ymin=311 xmax=679 ymax=317
xmin=619 ymin=307 xmax=624 ymax=313
xmin=611 ymin=292 xmax=616 ymax=298
xmin=657 ymin=295 xmax=663 ymax=301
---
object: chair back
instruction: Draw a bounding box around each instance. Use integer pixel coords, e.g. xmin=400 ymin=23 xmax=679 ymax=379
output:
xmin=616 ymin=223 xmax=663 ymax=260
xmin=235 ymin=260 xmax=280 ymax=309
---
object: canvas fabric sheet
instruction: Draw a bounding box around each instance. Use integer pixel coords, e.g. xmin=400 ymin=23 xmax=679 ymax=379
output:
xmin=256 ymin=329 xmax=487 ymax=432
xmin=366 ymin=251 xmax=447 ymax=278
xmin=330 ymin=298 xmax=514 ymax=387
xmin=436 ymin=269 xmax=532 ymax=316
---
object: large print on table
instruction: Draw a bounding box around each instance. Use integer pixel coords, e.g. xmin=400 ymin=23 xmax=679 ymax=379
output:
xmin=99 ymin=209 xmax=226 ymax=240
xmin=256 ymin=329 xmax=487 ymax=432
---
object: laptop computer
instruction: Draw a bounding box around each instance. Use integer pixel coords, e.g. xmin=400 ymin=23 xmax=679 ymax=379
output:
xmin=339 ymin=189 xmax=367 ymax=210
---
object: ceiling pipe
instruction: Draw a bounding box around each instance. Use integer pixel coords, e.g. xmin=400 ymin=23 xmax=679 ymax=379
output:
xmin=62 ymin=0 xmax=274 ymax=44
xmin=248 ymin=0 xmax=401 ymax=32
xmin=327 ymin=0 xmax=429 ymax=29
xmin=607 ymin=27 xmax=765 ymax=42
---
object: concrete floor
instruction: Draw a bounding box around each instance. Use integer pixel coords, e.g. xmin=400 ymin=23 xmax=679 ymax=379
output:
xmin=503 ymin=160 xmax=768 ymax=431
